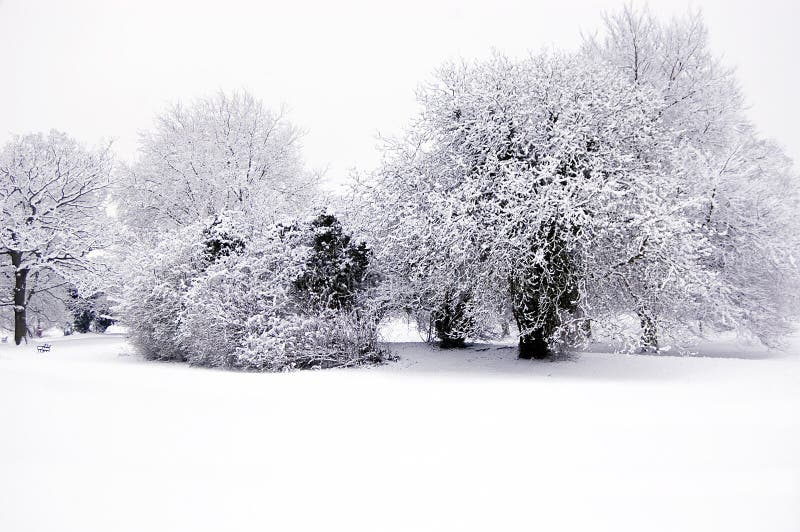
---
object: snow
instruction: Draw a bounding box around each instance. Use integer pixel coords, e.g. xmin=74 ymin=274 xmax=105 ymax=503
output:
xmin=1 ymin=331 xmax=799 ymax=532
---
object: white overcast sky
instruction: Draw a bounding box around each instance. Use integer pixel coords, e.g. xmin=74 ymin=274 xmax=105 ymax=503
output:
xmin=1 ymin=0 xmax=798 ymax=188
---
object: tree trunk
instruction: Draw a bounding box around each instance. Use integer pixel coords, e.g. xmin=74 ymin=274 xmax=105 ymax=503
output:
xmin=439 ymin=335 xmax=466 ymax=349
xmin=518 ymin=327 xmax=551 ymax=359
xmin=511 ymin=293 xmax=552 ymax=360
xmin=509 ymin=229 xmax=579 ymax=360
xmin=501 ymin=320 xmax=510 ymax=338
xmin=11 ymin=252 xmax=29 ymax=346
xmin=576 ymin=306 xmax=591 ymax=340
xmin=638 ymin=307 xmax=658 ymax=352
xmin=432 ymin=297 xmax=469 ymax=349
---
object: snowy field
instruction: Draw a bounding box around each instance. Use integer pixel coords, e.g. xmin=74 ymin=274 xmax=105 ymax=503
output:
xmin=1 ymin=329 xmax=799 ymax=532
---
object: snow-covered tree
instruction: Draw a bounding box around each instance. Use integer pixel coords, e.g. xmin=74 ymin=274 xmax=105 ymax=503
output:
xmin=114 ymin=91 xmax=356 ymax=367
xmin=584 ymin=6 xmax=800 ymax=346
xmin=582 ymin=4 xmax=743 ymax=149
xmin=366 ymin=52 xmax=716 ymax=358
xmin=0 ymin=131 xmax=113 ymax=344
xmin=690 ymin=136 xmax=800 ymax=344
xmin=116 ymin=90 xmax=319 ymax=239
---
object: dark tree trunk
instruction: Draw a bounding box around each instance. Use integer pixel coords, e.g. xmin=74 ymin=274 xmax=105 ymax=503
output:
xmin=438 ymin=335 xmax=466 ymax=349
xmin=638 ymin=307 xmax=658 ymax=352
xmin=11 ymin=251 xmax=29 ymax=346
xmin=433 ymin=307 xmax=466 ymax=348
xmin=511 ymin=291 xmax=553 ymax=360
xmin=432 ymin=296 xmax=470 ymax=349
xmin=518 ymin=327 xmax=551 ymax=359
xmin=509 ymin=226 xmax=580 ymax=361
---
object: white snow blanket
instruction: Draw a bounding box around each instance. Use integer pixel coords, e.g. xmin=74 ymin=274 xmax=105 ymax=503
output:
xmin=1 ymin=331 xmax=798 ymax=532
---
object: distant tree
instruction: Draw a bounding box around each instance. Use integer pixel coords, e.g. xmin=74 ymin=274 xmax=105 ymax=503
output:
xmin=67 ymin=287 xmax=115 ymax=333
xmin=583 ymin=5 xmax=742 ymax=150
xmin=116 ymin=90 xmax=318 ymax=239
xmin=0 ymin=132 xmax=113 ymax=345
xmin=67 ymin=287 xmax=94 ymax=333
xmin=585 ymin=6 xmax=800 ymax=346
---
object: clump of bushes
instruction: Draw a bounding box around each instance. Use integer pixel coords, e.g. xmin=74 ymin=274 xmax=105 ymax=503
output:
xmin=121 ymin=212 xmax=391 ymax=370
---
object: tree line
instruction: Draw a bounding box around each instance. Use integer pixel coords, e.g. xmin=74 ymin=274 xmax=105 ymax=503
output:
xmin=1 ymin=6 xmax=798 ymax=367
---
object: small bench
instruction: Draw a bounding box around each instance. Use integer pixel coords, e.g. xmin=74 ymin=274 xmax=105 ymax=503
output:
xmin=37 ymin=343 xmax=51 ymax=353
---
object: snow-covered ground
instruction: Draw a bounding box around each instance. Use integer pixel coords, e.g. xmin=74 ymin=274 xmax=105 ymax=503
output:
xmin=1 ymin=330 xmax=799 ymax=532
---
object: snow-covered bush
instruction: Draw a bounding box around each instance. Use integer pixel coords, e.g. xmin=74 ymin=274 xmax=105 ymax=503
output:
xmin=122 ymin=213 xmax=389 ymax=370
xmin=177 ymin=223 xmax=304 ymax=368
xmin=233 ymin=308 xmax=389 ymax=371
xmin=119 ymin=222 xmax=211 ymax=361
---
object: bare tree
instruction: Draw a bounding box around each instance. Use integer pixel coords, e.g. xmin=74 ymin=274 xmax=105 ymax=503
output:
xmin=0 ymin=131 xmax=113 ymax=344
